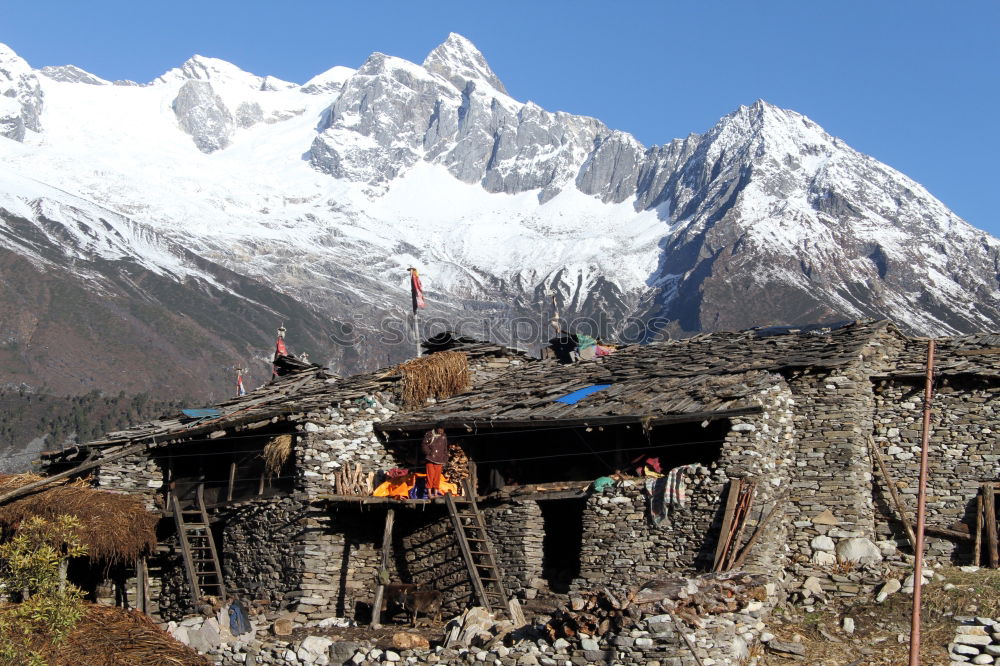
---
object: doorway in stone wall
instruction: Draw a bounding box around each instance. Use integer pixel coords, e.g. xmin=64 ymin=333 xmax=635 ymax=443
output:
xmin=538 ymin=497 xmax=586 ymax=593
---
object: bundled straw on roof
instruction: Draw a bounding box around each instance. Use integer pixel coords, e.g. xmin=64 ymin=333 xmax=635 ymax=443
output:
xmin=263 ymin=434 xmax=293 ymax=479
xmin=0 ymin=474 xmax=157 ymax=566
xmin=397 ymin=351 xmax=471 ymax=408
xmin=36 ymin=604 xmax=208 ymax=665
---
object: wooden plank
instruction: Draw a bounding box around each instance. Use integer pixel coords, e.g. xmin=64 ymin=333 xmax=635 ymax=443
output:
xmin=227 ymin=461 xmax=236 ymax=503
xmin=975 ymin=493 xmax=984 ymax=567
xmin=370 ymin=508 xmax=395 ymax=628
xmin=712 ymin=479 xmax=742 ymax=571
xmin=985 ymin=483 xmax=999 ymax=568
xmin=135 ymin=556 xmax=149 ymax=615
xmin=869 ymin=438 xmax=917 ymax=551
xmin=732 ymin=494 xmax=788 ymax=569
xmin=722 ymin=481 xmax=756 ymax=571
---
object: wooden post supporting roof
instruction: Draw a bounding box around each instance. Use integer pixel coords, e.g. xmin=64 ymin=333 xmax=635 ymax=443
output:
xmin=370 ymin=508 xmax=395 ymax=628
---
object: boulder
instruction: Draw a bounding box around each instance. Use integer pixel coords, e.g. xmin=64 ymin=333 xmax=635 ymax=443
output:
xmin=876 ymin=579 xmax=902 ymax=602
xmin=810 ymin=535 xmax=835 ymax=552
xmin=393 ymin=632 xmax=430 ymax=649
xmin=272 ymin=617 xmax=294 ymax=636
xmin=297 ymin=635 xmax=334 ymax=666
xmin=835 ymin=537 xmax=882 ymax=565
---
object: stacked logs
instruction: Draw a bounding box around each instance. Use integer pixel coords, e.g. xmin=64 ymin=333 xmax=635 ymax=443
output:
xmin=334 ymin=463 xmax=374 ymax=496
xmin=544 ymin=588 xmax=638 ymax=641
xmin=632 ymin=572 xmax=770 ymax=627
xmin=444 ymin=445 xmax=470 ymax=485
xmin=545 ymin=573 xmax=770 ymax=642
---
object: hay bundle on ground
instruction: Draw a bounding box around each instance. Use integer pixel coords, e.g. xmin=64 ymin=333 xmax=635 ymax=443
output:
xmin=45 ymin=603 xmax=208 ymax=665
xmin=397 ymin=351 xmax=471 ymax=408
xmin=0 ymin=474 xmax=157 ymax=566
xmin=263 ymin=434 xmax=294 ymax=479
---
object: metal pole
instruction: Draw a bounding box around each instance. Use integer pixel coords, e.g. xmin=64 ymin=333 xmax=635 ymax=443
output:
xmin=908 ymin=338 xmax=935 ymax=666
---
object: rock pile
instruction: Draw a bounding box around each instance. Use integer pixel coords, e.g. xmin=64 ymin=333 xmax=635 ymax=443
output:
xmin=950 ymin=617 xmax=1000 ymax=664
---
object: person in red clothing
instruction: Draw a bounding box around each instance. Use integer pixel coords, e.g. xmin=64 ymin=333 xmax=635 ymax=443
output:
xmin=421 ymin=423 xmax=449 ymax=497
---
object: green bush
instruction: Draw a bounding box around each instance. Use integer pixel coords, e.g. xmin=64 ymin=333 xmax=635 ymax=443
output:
xmin=0 ymin=515 xmax=87 ymax=666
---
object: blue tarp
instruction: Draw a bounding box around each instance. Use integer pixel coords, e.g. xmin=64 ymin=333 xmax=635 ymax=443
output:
xmin=181 ymin=408 xmax=223 ymax=419
xmin=554 ymin=384 xmax=611 ymax=405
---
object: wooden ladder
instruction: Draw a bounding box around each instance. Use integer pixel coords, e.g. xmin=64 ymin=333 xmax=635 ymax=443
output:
xmin=445 ymin=478 xmax=513 ymax=618
xmin=172 ymin=485 xmax=227 ymax=604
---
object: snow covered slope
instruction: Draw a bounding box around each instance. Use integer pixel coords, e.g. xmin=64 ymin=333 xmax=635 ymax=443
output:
xmin=1 ymin=33 xmax=998 ymax=396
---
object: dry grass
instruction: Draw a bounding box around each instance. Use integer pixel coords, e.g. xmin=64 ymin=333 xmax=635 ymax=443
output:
xmin=767 ymin=566 xmax=1000 ymax=666
xmin=44 ymin=603 xmax=207 ymax=665
xmin=262 ymin=434 xmax=293 ymax=479
xmin=0 ymin=474 xmax=157 ymax=566
xmin=396 ymin=351 xmax=471 ymax=408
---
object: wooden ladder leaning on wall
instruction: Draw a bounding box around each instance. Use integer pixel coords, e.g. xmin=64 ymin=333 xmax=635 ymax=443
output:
xmin=171 ymin=484 xmax=227 ymax=605
xmin=445 ymin=478 xmax=522 ymax=622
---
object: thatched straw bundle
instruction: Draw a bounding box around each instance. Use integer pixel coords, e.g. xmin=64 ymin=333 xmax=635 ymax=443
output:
xmin=0 ymin=474 xmax=157 ymax=566
xmin=263 ymin=434 xmax=294 ymax=478
xmin=397 ymin=351 xmax=471 ymax=408
xmin=40 ymin=604 xmax=208 ymax=665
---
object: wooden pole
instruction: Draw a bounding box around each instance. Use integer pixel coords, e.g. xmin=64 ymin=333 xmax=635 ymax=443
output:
xmin=370 ymin=508 xmax=395 ymax=628
xmin=909 ymin=339 xmax=935 ymax=666
xmin=227 ymin=461 xmax=236 ymax=503
xmin=985 ymin=484 xmax=999 ymax=567
xmin=869 ymin=437 xmax=917 ymax=550
xmin=974 ymin=492 xmax=984 ymax=567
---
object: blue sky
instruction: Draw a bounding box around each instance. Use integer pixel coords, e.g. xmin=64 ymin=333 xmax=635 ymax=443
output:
xmin=4 ymin=1 xmax=998 ymax=234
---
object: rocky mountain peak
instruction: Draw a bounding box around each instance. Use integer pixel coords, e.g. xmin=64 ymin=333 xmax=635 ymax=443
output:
xmin=39 ymin=64 xmax=108 ymax=85
xmin=0 ymin=42 xmax=43 ymax=141
xmin=156 ymin=54 xmax=274 ymax=90
xmin=422 ymin=32 xmax=507 ymax=94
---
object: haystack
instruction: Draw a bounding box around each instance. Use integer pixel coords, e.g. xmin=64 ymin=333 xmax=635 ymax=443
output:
xmin=263 ymin=434 xmax=293 ymax=478
xmin=397 ymin=351 xmax=471 ymax=408
xmin=0 ymin=474 xmax=157 ymax=566
xmin=41 ymin=604 xmax=207 ymax=665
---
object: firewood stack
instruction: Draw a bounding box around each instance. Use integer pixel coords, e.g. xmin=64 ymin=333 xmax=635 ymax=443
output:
xmin=334 ymin=463 xmax=374 ymax=496
xmin=544 ymin=572 xmax=770 ymax=644
xmin=544 ymin=588 xmax=637 ymax=641
xmin=444 ymin=444 xmax=470 ymax=485
xmin=633 ymin=572 xmax=770 ymax=627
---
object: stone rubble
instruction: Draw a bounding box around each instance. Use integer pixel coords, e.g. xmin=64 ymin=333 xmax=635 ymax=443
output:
xmin=950 ymin=617 xmax=1000 ymax=664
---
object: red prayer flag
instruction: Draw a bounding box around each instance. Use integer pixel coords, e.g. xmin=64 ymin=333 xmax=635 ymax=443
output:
xmin=410 ymin=268 xmax=426 ymax=312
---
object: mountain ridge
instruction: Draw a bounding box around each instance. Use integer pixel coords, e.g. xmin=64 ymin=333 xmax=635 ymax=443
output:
xmin=0 ymin=34 xmax=997 ymax=404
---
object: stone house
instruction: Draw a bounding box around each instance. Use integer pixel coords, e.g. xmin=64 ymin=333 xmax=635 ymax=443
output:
xmin=36 ymin=321 xmax=1000 ymax=637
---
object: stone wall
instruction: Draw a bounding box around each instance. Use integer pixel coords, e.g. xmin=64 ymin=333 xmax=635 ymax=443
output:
xmin=574 ymin=382 xmax=796 ymax=593
xmin=873 ymin=377 xmax=1000 ymax=562
xmin=94 ymin=452 xmax=164 ymax=513
xmin=482 ymin=499 xmax=545 ymax=596
xmin=221 ymin=497 xmax=306 ymax=608
xmin=781 ymin=364 xmax=880 ymax=565
xmin=296 ymin=396 xmax=405 ymax=499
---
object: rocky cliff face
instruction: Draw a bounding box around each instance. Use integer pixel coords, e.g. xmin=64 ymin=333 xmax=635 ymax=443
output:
xmin=0 ymin=34 xmax=998 ymax=402
xmin=0 ymin=43 xmax=43 ymax=141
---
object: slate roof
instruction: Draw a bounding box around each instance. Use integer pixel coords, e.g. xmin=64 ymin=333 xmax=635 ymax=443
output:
xmin=883 ymin=333 xmax=1000 ymax=379
xmin=378 ymin=320 xmax=895 ymax=432
xmin=57 ymin=364 xmax=400 ymax=451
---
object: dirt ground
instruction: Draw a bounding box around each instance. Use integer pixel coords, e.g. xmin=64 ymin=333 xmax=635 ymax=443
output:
xmin=760 ymin=567 xmax=1000 ymax=665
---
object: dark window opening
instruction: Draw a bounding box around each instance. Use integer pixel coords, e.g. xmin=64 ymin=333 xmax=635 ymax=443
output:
xmin=539 ymin=498 xmax=586 ymax=593
xmin=157 ymin=429 xmax=296 ymax=510
xmin=429 ymin=419 xmax=733 ymax=491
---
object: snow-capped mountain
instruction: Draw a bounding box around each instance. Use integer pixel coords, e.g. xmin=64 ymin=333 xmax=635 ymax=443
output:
xmin=1 ymin=33 xmax=999 ymax=398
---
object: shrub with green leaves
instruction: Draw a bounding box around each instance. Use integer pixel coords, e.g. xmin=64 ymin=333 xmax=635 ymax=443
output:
xmin=0 ymin=514 xmax=87 ymax=666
